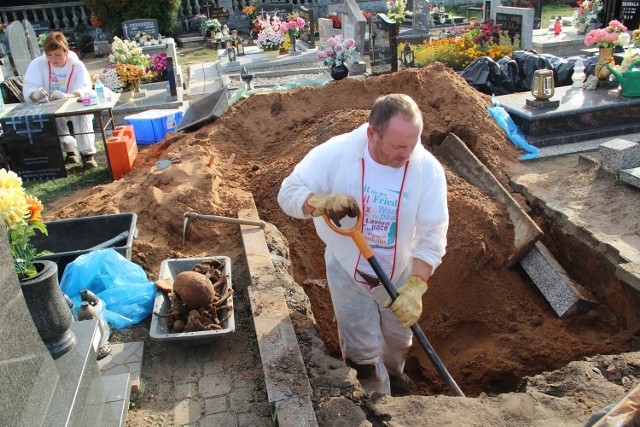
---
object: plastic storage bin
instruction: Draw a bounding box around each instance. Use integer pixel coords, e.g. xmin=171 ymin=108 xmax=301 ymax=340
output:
xmin=150 ymin=257 xmax=235 ymax=343
xmin=124 ymin=109 xmax=183 ymax=145
xmin=106 ymin=125 xmax=138 ymax=180
xmin=31 ymin=213 xmax=138 ymax=279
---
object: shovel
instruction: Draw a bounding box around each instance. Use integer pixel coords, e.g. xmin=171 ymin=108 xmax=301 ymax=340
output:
xmin=183 ymin=211 xmax=267 ymax=245
xmin=324 ymin=213 xmax=465 ymax=397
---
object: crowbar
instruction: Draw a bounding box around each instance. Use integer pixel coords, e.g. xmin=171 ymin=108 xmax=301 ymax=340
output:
xmin=183 ymin=211 xmax=266 ymax=246
xmin=324 ymin=213 xmax=465 ymax=397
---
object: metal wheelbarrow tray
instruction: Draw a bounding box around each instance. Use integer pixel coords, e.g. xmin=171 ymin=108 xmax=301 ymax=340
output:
xmin=176 ymin=87 xmax=229 ymax=132
xmin=150 ymin=256 xmax=235 ymax=344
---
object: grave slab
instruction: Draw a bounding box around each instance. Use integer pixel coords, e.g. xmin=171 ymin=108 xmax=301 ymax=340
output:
xmin=599 ymin=138 xmax=640 ymax=172
xmin=520 ymin=241 xmax=598 ymax=317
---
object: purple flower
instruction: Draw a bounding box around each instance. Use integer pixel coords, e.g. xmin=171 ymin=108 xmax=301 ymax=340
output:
xmin=345 ymin=38 xmax=356 ymax=48
xmin=316 ymin=51 xmax=326 ymax=60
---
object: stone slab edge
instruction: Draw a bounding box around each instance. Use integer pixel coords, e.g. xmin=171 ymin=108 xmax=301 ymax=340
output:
xmin=616 ymin=262 xmax=640 ymax=292
xmin=238 ymin=203 xmax=318 ymax=426
xmin=520 ymin=241 xmax=598 ymax=317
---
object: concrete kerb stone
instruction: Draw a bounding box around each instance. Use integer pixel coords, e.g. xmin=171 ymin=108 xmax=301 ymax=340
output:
xmin=238 ymin=202 xmax=318 ymax=426
xmin=520 ymin=241 xmax=599 ymax=317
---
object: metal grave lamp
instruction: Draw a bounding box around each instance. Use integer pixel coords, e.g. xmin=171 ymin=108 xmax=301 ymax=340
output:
xmin=237 ymin=38 xmax=245 ymax=56
xmin=438 ymin=1 xmax=445 ymax=13
xmin=531 ymin=69 xmax=555 ymax=100
xmin=401 ymin=43 xmax=415 ymax=67
xmin=227 ymin=46 xmax=237 ymax=63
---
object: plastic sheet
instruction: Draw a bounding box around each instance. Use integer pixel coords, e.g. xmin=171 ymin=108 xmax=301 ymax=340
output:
xmin=60 ymin=248 xmax=156 ymax=330
xmin=229 ymin=77 xmax=330 ymax=105
xmin=487 ymin=96 xmax=539 ymax=161
xmin=460 ymin=56 xmax=519 ymax=95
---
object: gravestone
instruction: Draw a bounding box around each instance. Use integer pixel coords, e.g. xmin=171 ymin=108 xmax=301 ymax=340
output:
xmin=298 ymin=6 xmax=316 ymax=48
xmin=369 ymin=14 xmax=398 ymax=75
xmin=318 ymin=17 xmax=342 ymax=44
xmin=209 ymin=7 xmax=230 ymax=25
xmin=0 ymin=235 xmax=60 ymax=427
xmin=494 ymin=6 xmax=533 ymax=50
xmin=484 ymin=0 xmax=492 ymax=23
xmin=412 ymin=0 xmax=432 ymax=34
xmin=122 ymin=19 xmax=160 ymax=41
xmin=1 ymin=107 xmax=66 ymax=181
xmin=182 ymin=16 xmax=201 ymax=34
xmin=342 ymin=0 xmax=367 ymax=56
xmin=31 ymin=20 xmax=52 ymax=36
xmin=256 ymin=4 xmax=293 ymax=21
xmin=23 ymin=20 xmax=42 ymax=60
xmin=620 ymin=0 xmax=640 ymax=30
xmin=7 ymin=21 xmax=31 ymax=76
xmin=510 ymin=0 xmax=542 ymax=29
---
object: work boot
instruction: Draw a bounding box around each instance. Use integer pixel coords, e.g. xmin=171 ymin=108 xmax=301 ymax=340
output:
xmin=65 ymin=152 xmax=80 ymax=164
xmin=389 ymin=373 xmax=413 ymax=396
xmin=82 ymin=154 xmax=98 ymax=169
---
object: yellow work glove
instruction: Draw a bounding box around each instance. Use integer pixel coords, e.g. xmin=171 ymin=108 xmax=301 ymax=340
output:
xmin=306 ymin=193 xmax=360 ymax=227
xmin=384 ymin=275 xmax=428 ymax=329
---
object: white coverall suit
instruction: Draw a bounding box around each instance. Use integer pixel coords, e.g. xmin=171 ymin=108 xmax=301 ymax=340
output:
xmin=278 ymin=123 xmax=448 ymax=394
xmin=23 ymin=51 xmax=96 ymax=156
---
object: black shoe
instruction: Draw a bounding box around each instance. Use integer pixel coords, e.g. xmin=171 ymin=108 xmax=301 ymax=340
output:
xmin=65 ymin=152 xmax=80 ymax=164
xmin=82 ymin=154 xmax=98 ymax=169
xmin=390 ymin=373 xmax=412 ymax=396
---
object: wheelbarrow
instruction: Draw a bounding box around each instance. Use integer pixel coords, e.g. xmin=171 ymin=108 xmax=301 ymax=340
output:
xmin=176 ymin=87 xmax=229 ymax=132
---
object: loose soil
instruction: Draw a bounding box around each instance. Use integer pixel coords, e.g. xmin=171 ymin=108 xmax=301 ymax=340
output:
xmin=44 ymin=64 xmax=640 ymax=425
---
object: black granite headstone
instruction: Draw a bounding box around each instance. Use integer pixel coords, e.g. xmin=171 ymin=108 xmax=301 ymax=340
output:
xmin=496 ymin=12 xmax=523 ymax=44
xmin=510 ymin=0 xmax=542 ymax=29
xmin=122 ymin=19 xmax=159 ymax=40
xmin=620 ymin=0 xmax=640 ymax=30
xmin=182 ymin=17 xmax=200 ymax=34
xmin=31 ymin=20 xmax=51 ymax=35
xmin=370 ymin=14 xmax=398 ymax=75
xmin=256 ymin=4 xmax=293 ymax=21
xmin=209 ymin=7 xmax=230 ymax=25
xmin=299 ymin=6 xmax=315 ymax=46
xmin=1 ymin=114 xmax=66 ymax=181
xmin=484 ymin=0 xmax=492 ymax=23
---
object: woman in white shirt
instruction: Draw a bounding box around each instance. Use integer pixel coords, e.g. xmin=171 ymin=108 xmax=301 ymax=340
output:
xmin=23 ymin=31 xmax=98 ymax=169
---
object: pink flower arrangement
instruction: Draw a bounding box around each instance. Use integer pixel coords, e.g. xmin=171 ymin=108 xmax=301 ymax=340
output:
xmin=316 ymin=35 xmax=357 ymax=67
xmin=150 ymin=53 xmax=167 ymax=75
xmin=585 ymin=20 xmax=629 ymax=48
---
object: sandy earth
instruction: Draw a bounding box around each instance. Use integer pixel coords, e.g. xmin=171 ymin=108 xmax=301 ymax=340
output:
xmin=44 ymin=65 xmax=640 ymax=425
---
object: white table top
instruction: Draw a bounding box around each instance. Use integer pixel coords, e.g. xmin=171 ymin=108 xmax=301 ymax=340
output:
xmin=0 ymin=94 xmax=120 ymax=120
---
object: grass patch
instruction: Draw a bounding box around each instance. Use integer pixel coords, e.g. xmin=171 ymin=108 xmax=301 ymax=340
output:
xmin=23 ymin=142 xmax=111 ymax=206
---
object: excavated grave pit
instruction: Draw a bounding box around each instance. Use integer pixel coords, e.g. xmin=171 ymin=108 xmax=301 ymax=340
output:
xmin=45 ymin=65 xmax=640 ymax=404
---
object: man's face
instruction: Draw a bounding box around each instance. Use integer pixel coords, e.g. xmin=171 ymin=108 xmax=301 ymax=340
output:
xmin=367 ymin=115 xmax=422 ymax=168
xmin=46 ymin=48 xmax=68 ymax=68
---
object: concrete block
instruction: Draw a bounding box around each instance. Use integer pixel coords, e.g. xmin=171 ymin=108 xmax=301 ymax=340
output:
xmin=599 ymin=138 xmax=640 ymax=172
xmin=520 ymin=241 xmax=598 ymax=317
xmin=620 ymin=167 xmax=640 ymax=190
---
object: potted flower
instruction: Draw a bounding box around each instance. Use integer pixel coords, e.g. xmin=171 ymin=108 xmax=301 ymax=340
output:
xmin=327 ymin=12 xmax=341 ymax=29
xmin=148 ymin=52 xmax=168 ymax=82
xmin=194 ymin=13 xmax=208 ymax=36
xmin=633 ymin=28 xmax=640 ymax=47
xmin=285 ymin=13 xmax=306 ymax=52
xmin=0 ymin=170 xmax=74 ymax=359
xmin=255 ymin=14 xmax=287 ymax=58
xmin=206 ymin=18 xmax=222 ymax=38
xmin=316 ymin=35 xmax=357 ymax=80
xmin=572 ymin=0 xmax=602 ymax=34
xmin=585 ymin=20 xmax=630 ymax=80
xmin=1 ymin=169 xmax=48 ymax=280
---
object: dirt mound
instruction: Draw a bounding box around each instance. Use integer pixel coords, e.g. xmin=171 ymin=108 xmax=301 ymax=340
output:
xmin=46 ymin=64 xmax=636 ymax=404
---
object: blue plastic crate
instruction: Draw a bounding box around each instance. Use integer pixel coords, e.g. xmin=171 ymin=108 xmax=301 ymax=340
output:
xmin=124 ymin=109 xmax=184 ymax=145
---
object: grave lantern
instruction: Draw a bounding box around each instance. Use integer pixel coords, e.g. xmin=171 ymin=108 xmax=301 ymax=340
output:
xmin=531 ymin=69 xmax=555 ymax=100
xmin=227 ymin=46 xmax=237 ymax=63
xmin=438 ymin=2 xmax=445 ymax=13
xmin=401 ymin=43 xmax=415 ymax=67
xmin=237 ymin=38 xmax=245 ymax=56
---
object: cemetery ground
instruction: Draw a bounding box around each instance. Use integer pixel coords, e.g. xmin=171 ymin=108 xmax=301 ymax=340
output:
xmin=35 ymin=62 xmax=640 ymax=426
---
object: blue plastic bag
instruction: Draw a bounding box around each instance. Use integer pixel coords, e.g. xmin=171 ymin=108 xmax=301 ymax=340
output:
xmin=60 ymin=248 xmax=156 ymax=330
xmin=487 ymin=96 xmax=539 ymax=161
